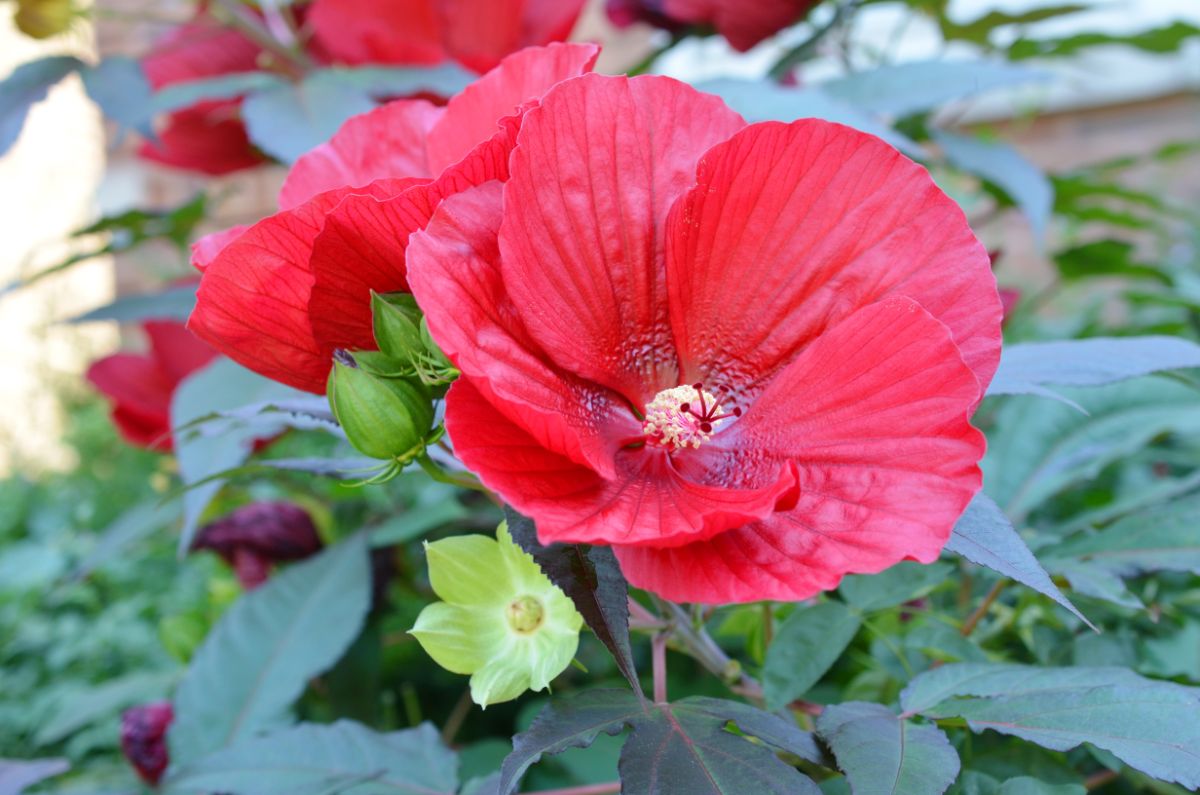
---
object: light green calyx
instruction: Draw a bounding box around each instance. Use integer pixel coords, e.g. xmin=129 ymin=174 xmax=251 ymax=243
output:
xmin=410 ymin=523 xmax=582 ymax=707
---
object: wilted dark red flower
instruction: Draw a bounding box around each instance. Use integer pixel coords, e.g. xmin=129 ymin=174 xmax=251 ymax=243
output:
xmin=607 ymin=0 xmax=816 ymax=51
xmin=188 ymin=43 xmax=598 ymax=393
xmin=407 ymin=74 xmax=1002 ymax=604
xmin=192 ymin=502 xmax=323 ymax=589
xmin=309 ymin=0 xmax=588 ymax=74
xmin=86 ymin=320 xmax=218 ymax=451
xmin=120 ymin=701 xmax=173 ymax=785
xmin=138 ymin=15 xmax=267 ymax=175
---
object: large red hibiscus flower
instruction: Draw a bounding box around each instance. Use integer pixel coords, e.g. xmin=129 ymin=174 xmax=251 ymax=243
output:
xmin=309 ymin=0 xmax=589 ymax=74
xmin=407 ymin=74 xmax=1002 ymax=604
xmin=188 ymin=43 xmax=599 ymax=394
xmin=138 ymin=15 xmax=267 ymax=176
xmin=86 ymin=320 xmax=218 ymax=452
xmin=607 ymin=0 xmax=817 ymax=52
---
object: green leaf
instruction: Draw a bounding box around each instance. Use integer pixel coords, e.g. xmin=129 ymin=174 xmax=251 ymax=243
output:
xmin=840 ymin=561 xmax=952 ymax=612
xmin=498 ymin=689 xmax=643 ymax=795
xmin=679 ymin=697 xmax=832 ymax=768
xmin=619 ymin=700 xmax=822 ymax=795
xmin=1048 ymin=561 xmax=1142 ymax=610
xmin=922 ymin=683 xmax=1200 ymax=788
xmin=763 ymin=601 xmax=861 ymax=710
xmin=823 ymin=60 xmax=1045 ymax=118
xmin=0 ymin=758 xmax=69 ymax=794
xmin=988 ymin=336 xmax=1200 ymax=402
xmin=1009 ymin=21 xmax=1200 ymax=60
xmin=816 ymin=702 xmax=960 ymax=795
xmin=167 ymin=721 xmax=457 ymax=795
xmin=80 ymin=56 xmax=154 ymax=137
xmin=167 ymin=535 xmax=372 ymax=769
xmin=982 ymin=378 xmax=1200 ymax=519
xmin=696 ymin=79 xmax=919 ymax=156
xmin=945 ymin=494 xmax=1091 ymax=629
xmin=68 ymin=282 xmax=197 ymax=324
xmin=242 ymin=66 xmax=473 ymax=163
xmin=996 ymin=778 xmax=1085 ymax=795
xmin=170 ymin=358 xmax=310 ymax=552
xmin=0 ymin=55 xmax=82 ymax=156
xmin=939 ymin=4 xmax=1090 ymax=45
xmin=1042 ymin=493 xmax=1200 ymax=578
xmin=150 ymin=71 xmax=288 ymax=115
xmin=933 ymin=129 xmax=1053 ymax=247
xmin=506 ymin=508 xmax=641 ymax=697
xmin=1055 ymin=240 xmax=1168 ymax=283
xmin=69 ymin=498 xmax=179 ymax=580
xmin=1142 ymin=622 xmax=1200 ymax=681
xmin=35 ymin=670 xmax=177 ymax=746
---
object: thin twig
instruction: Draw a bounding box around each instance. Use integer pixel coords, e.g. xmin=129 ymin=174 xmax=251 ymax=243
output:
xmin=652 ymin=632 xmax=669 ymax=703
xmin=210 ymin=0 xmax=314 ymax=74
xmin=440 ymin=688 xmax=473 ymax=746
xmin=524 ymin=783 xmax=621 ymax=795
xmin=962 ymin=580 xmax=1007 ymax=636
xmin=767 ymin=0 xmax=862 ymax=80
xmin=1083 ymin=769 xmax=1119 ymax=790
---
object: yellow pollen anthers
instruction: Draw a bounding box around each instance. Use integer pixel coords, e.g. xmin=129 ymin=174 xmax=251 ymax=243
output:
xmin=506 ymin=595 xmax=545 ymax=634
xmin=642 ymin=384 xmax=737 ymax=451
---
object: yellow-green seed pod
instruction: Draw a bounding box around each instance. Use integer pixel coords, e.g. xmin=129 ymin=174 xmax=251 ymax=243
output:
xmin=327 ymin=358 xmax=434 ymax=463
xmin=14 ymin=0 xmax=75 ymax=39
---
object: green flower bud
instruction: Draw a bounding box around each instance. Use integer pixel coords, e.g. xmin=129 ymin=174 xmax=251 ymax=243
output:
xmin=371 ymin=292 xmax=425 ymax=367
xmin=410 ymin=523 xmax=582 ymax=707
xmin=327 ymin=356 xmax=434 ymax=463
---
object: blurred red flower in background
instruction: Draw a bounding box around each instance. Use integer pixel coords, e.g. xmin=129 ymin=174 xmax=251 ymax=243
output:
xmin=191 ymin=501 xmax=323 ymax=589
xmin=138 ymin=14 xmax=267 ymax=175
xmin=120 ymin=701 xmax=173 ymax=785
xmin=86 ymin=320 xmax=217 ymax=451
xmin=308 ymin=0 xmax=589 ymax=73
xmin=407 ymin=74 xmax=1002 ymax=604
xmin=188 ymin=43 xmax=598 ymax=393
xmin=606 ymin=0 xmax=817 ymax=51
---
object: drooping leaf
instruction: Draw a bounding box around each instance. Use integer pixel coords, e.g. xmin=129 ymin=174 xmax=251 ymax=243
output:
xmin=697 ymin=79 xmax=919 ymax=155
xmin=619 ymin=700 xmax=822 ymax=795
xmin=0 ymin=55 xmax=82 ymax=156
xmin=506 ymin=508 xmax=640 ymax=696
xmin=933 ymin=129 xmax=1053 ymax=247
xmin=167 ymin=535 xmax=371 ymax=769
xmin=840 ymin=562 xmax=952 ymax=612
xmin=988 ymin=336 xmax=1200 ymax=401
xmin=946 ymin=494 xmax=1091 ymax=628
xmin=68 ymin=282 xmax=198 ymax=324
xmin=922 ymin=682 xmax=1200 ymax=788
xmin=823 ymin=60 xmax=1045 ymax=118
xmin=678 ymin=697 xmax=832 ymax=768
xmin=150 ymin=72 xmax=288 ymax=115
xmin=171 ymin=358 xmax=310 ymax=552
xmin=763 ymin=601 xmax=861 ymax=710
xmin=80 ymin=56 xmax=154 ymax=137
xmin=1042 ymin=493 xmax=1200 ymax=578
xmin=0 ymin=758 xmax=69 ymax=794
xmin=167 ymin=721 xmax=457 ymax=795
xmin=816 ymin=702 xmax=960 ymax=795
xmin=242 ymin=66 xmax=473 ymax=163
xmin=498 ymin=689 xmax=644 ymax=795
xmin=982 ymin=378 xmax=1200 ymax=520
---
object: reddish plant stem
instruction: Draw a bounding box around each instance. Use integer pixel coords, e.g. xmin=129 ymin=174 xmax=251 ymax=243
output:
xmin=525 ymin=783 xmax=621 ymax=795
xmin=1084 ymin=769 xmax=1119 ymax=790
xmin=961 ymin=580 xmax=1007 ymax=636
xmin=652 ymin=632 xmax=669 ymax=703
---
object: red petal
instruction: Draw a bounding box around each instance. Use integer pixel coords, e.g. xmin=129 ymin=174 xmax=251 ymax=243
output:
xmin=615 ymin=297 xmax=985 ymax=603
xmin=141 ymin=18 xmax=261 ymax=89
xmin=188 ymin=191 xmax=352 ymax=393
xmin=308 ymin=0 xmax=446 ymax=66
xmin=499 ymin=73 xmax=745 ymax=404
xmin=446 ymin=376 xmax=794 ymax=547
xmin=192 ymin=225 xmax=249 ymax=272
xmin=279 ymin=100 xmax=442 ymax=211
xmin=426 ymin=42 xmax=598 ymax=174
xmin=144 ymin=320 xmax=218 ymax=386
xmin=663 ymin=0 xmax=812 ymax=51
xmin=139 ymin=104 xmax=264 ymax=176
xmin=409 ymin=183 xmax=632 ymax=476
xmin=437 ymin=0 xmax=589 ymax=74
xmin=87 ymin=353 xmax=174 ymax=450
xmin=306 ymin=115 xmax=521 ymax=353
xmin=666 ymin=119 xmax=1001 ymax=401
